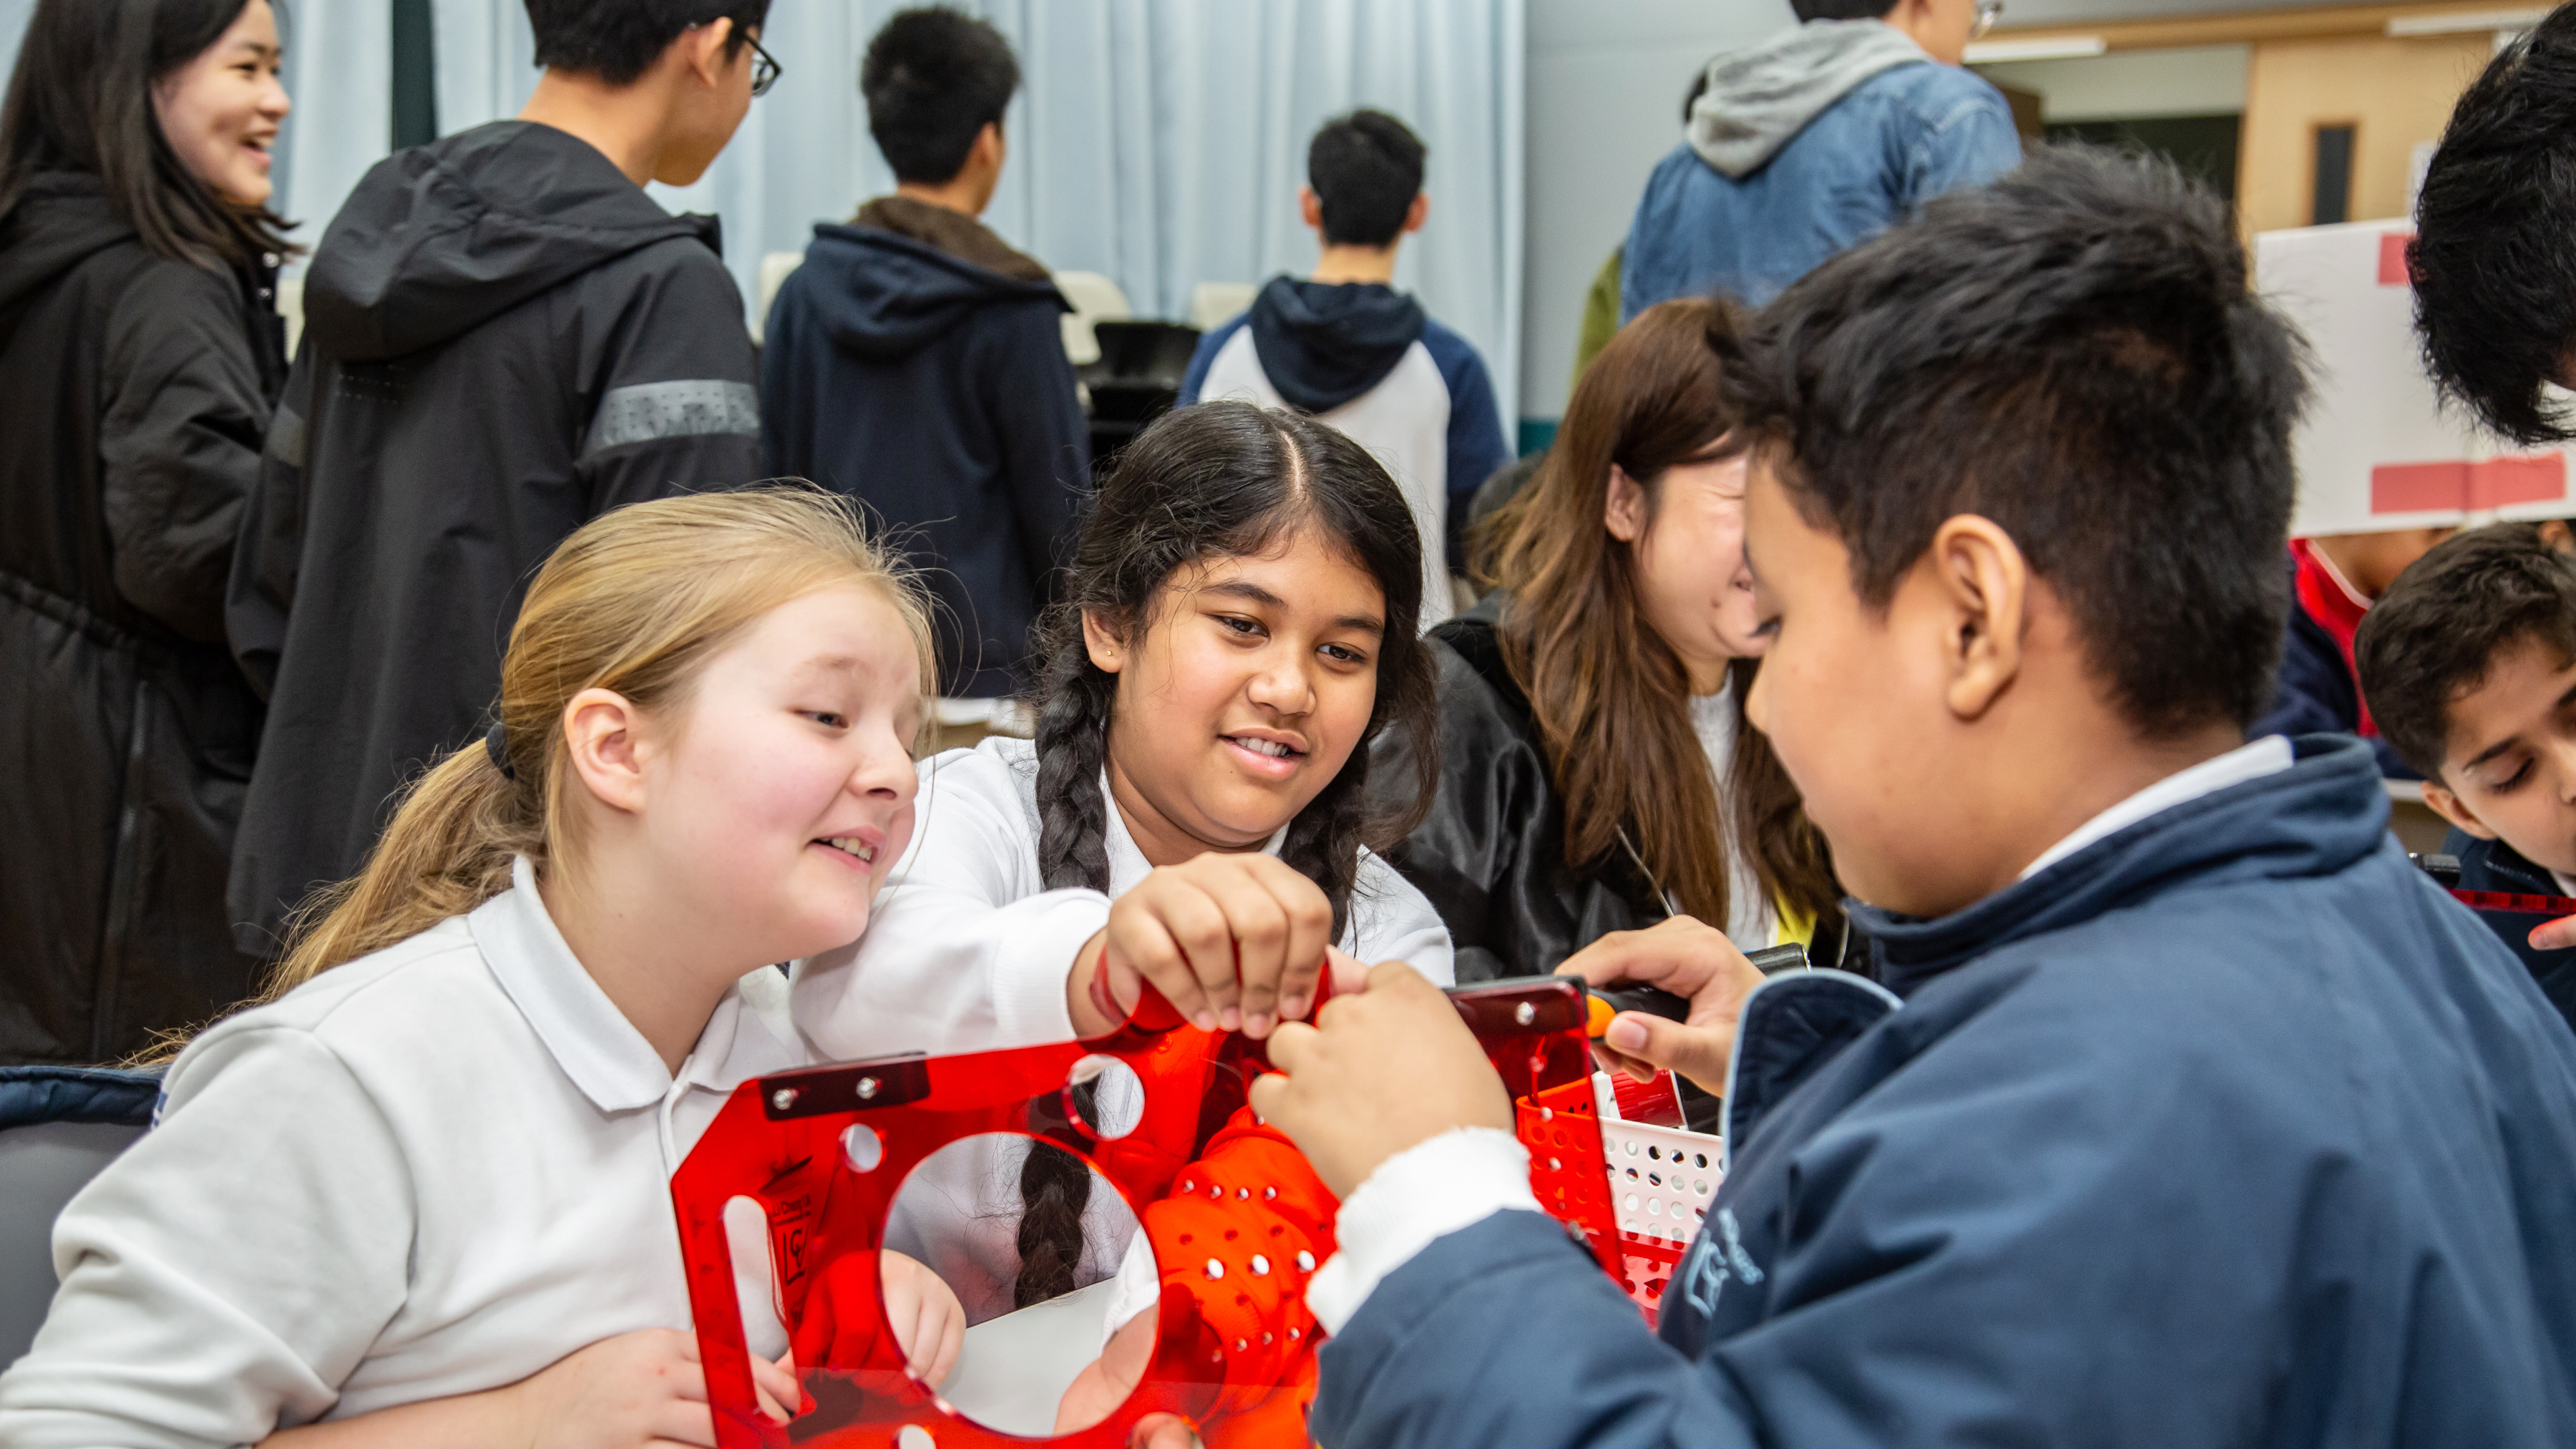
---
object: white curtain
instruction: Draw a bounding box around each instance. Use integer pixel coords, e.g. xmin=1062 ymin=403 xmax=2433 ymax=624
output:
xmin=430 ymin=0 xmax=1526 ymax=418
xmin=273 ymin=1 xmax=390 ymax=258
xmin=0 ymin=0 xmax=33 ymax=85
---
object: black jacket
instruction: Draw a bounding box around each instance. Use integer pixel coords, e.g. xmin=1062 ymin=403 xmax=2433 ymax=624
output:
xmin=2443 ymin=829 xmax=2576 ymax=1034
xmin=225 ymin=122 xmax=761 ymax=955
xmin=1370 ymin=597 xmax=1676 ymax=982
xmin=0 ymin=172 xmax=283 ymax=1063
xmin=760 ymin=197 xmax=1086 ymax=698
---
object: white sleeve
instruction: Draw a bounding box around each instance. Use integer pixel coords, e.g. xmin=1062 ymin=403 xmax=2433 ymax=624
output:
xmin=1302 ymin=1126 xmax=1541 ymax=1336
xmin=1350 ymin=852 xmax=1457 ymax=986
xmin=1100 ymin=1232 xmax=1161 ymax=1349
xmin=0 ymin=1030 xmax=416 ymax=1449
xmin=794 ymin=752 xmax=1111 ymax=1059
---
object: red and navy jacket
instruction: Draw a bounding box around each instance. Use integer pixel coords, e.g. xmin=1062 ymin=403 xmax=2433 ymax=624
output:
xmin=2252 ymin=540 xmax=2419 ymax=779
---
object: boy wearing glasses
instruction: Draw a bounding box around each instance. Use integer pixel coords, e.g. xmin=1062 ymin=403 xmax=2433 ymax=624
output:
xmin=1621 ymin=0 xmax=2019 ymax=318
xmin=228 ymin=0 xmax=772 ymax=957
xmin=760 ymin=8 xmax=1088 ymax=711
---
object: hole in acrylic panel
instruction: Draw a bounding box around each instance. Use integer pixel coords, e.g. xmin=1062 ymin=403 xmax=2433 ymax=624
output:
xmin=1063 ymin=1055 xmax=1145 ymax=1141
xmin=877 ymin=1133 xmax=1156 ymax=1438
xmin=842 ymin=1123 xmax=884 ymax=1173
xmin=722 ymin=1194 xmax=791 ymax=1361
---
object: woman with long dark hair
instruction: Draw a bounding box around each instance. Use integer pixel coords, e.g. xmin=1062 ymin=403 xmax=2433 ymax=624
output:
xmin=1377 ymin=297 xmax=1852 ymax=982
xmin=0 ymin=0 xmax=294 ymax=1063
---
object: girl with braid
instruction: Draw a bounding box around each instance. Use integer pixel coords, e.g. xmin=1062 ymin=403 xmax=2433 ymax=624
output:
xmin=794 ymin=401 xmax=1455 ymax=1398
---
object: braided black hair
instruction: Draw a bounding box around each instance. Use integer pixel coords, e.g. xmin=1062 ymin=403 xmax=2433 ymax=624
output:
xmin=1012 ymin=1138 xmax=1093 ymax=1309
xmin=1025 ymin=399 xmax=1440 ymax=940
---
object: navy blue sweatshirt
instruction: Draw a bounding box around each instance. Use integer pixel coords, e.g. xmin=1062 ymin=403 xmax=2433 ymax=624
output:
xmin=1315 ymin=736 xmax=2576 ymax=1448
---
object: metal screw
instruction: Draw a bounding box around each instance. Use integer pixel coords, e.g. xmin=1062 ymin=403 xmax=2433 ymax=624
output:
xmin=856 ymin=1077 xmax=878 ymax=1100
xmin=770 ymin=1087 xmax=799 ymax=1111
xmin=1514 ymin=1001 xmax=1536 ymax=1025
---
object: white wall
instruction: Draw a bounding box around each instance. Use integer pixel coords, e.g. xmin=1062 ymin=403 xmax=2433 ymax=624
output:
xmin=1520 ymin=0 xmax=1793 ymax=429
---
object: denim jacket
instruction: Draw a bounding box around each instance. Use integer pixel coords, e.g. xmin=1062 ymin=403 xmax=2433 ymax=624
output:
xmin=1622 ymin=28 xmax=2019 ymax=316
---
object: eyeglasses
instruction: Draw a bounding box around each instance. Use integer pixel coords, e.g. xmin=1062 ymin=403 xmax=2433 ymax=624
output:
xmin=1971 ymin=0 xmax=2004 ymax=40
xmin=695 ymin=21 xmax=783 ymax=97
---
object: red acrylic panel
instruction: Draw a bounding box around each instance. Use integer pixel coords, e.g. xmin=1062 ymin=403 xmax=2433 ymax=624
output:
xmin=671 ymin=977 xmax=1621 ymax=1449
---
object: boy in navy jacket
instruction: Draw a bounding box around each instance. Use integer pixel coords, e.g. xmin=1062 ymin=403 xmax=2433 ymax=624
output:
xmin=761 ymin=9 xmax=1085 ymax=701
xmin=2356 ymin=522 xmax=2576 ymax=1033
xmin=1246 ymin=150 xmax=2576 ymax=1449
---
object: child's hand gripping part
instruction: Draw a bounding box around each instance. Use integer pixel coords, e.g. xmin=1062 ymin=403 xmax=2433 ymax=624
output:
xmin=1066 ymin=853 xmax=1339 ymax=1039
xmin=1249 ymin=962 xmax=1515 ymax=1199
xmin=1555 ymin=914 xmax=1768 ymax=1095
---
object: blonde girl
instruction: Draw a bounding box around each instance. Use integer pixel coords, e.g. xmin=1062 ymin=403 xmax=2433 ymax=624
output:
xmin=0 ymin=487 xmax=960 ymax=1449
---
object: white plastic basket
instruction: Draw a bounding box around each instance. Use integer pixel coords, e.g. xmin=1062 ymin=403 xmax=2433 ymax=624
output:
xmin=1593 ymin=1074 xmax=1724 ymax=1324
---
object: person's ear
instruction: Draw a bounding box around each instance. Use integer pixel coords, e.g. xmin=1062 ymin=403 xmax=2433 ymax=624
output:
xmin=1082 ymin=609 xmax=1127 ymax=675
xmin=1604 ymin=464 xmax=1648 ymax=542
xmin=2540 ymin=518 xmax=2575 ymax=554
xmin=2421 ymin=779 xmax=2502 ymax=841
xmin=1299 ymin=185 xmax=1324 ymax=233
xmin=561 ymin=687 xmax=653 ymax=817
xmin=975 ymin=121 xmax=1005 ymax=177
xmin=1402 ymin=192 xmax=1429 ymax=235
xmin=683 ymin=16 xmax=733 ymax=89
xmin=1926 ymin=514 xmax=2026 ymax=721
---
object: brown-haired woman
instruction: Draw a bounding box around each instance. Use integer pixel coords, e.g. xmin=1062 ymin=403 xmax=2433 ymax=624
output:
xmin=1372 ymin=296 xmax=1850 ymax=982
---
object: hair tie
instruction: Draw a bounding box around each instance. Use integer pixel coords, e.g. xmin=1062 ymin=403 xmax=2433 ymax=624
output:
xmin=484 ymin=721 xmax=516 ymax=781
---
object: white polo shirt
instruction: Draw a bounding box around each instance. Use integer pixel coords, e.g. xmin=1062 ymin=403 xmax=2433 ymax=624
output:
xmin=0 ymin=859 xmax=807 ymax=1449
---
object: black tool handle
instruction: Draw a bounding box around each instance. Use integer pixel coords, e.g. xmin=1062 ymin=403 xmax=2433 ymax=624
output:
xmin=1581 ymin=940 xmax=1809 ymax=1023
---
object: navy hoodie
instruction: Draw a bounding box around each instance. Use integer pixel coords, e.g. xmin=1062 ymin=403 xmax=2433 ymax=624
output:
xmin=761 ymin=197 xmax=1087 ymax=698
xmin=1315 ymin=736 xmax=2576 ymax=1448
xmin=1181 ymin=278 xmax=1508 ymax=602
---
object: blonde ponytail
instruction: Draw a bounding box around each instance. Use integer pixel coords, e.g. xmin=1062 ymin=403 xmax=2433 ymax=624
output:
xmin=261 ymin=484 xmax=932 ymax=1004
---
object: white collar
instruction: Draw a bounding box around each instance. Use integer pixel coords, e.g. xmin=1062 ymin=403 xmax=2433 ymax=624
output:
xmin=2017 ymin=736 xmax=2296 ymax=882
xmin=1099 ymin=769 xmax=1289 ymax=894
xmin=468 ymin=857 xmax=709 ymax=1113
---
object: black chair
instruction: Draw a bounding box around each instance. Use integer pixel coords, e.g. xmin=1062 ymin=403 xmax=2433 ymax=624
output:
xmin=1082 ymin=320 xmax=1203 ymax=474
xmin=1 ymin=1065 xmax=159 ymax=1365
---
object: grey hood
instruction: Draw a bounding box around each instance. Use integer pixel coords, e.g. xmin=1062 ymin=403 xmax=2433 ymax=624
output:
xmin=1687 ymin=19 xmax=1931 ymax=178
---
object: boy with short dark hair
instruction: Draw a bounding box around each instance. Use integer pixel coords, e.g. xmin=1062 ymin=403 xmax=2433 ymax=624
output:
xmin=2357 ymin=522 xmax=2576 ymax=1028
xmin=1181 ymin=109 xmax=1509 ymax=628
xmin=228 ymin=0 xmax=771 ymax=955
xmin=761 ymin=6 xmax=1085 ymax=704
xmin=1246 ymin=149 xmax=2576 ymax=1448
